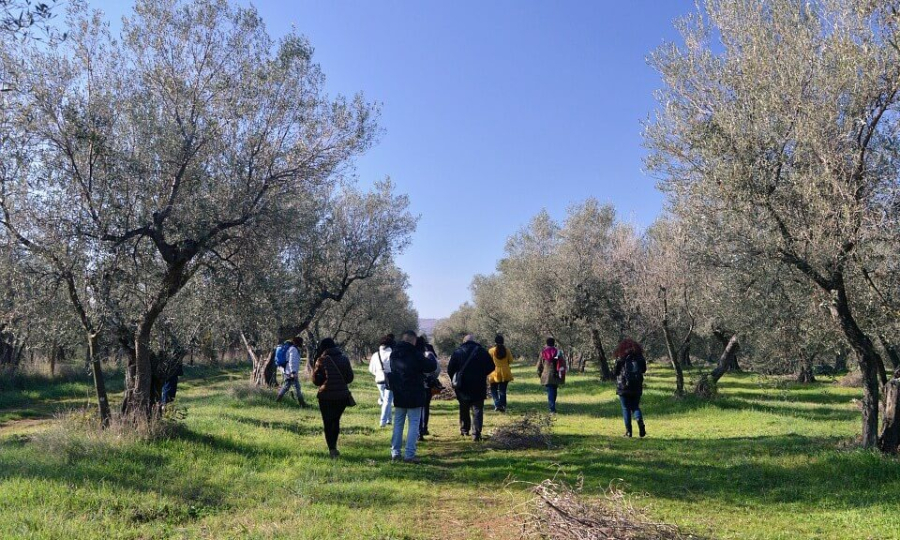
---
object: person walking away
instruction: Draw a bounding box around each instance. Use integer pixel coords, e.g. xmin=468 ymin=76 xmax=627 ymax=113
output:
xmin=276 ymin=336 xmax=307 ymax=407
xmin=369 ymin=334 xmax=395 ymax=427
xmin=613 ymin=338 xmax=647 ymax=438
xmin=488 ymin=334 xmax=514 ymax=412
xmin=418 ymin=336 xmax=441 ymax=441
xmin=448 ymin=335 xmax=495 ymax=441
xmin=387 ymin=331 xmax=437 ymax=463
xmin=312 ymin=338 xmax=356 ymax=458
xmin=160 ymin=361 xmax=184 ymax=411
xmin=537 ymin=337 xmax=566 ymax=413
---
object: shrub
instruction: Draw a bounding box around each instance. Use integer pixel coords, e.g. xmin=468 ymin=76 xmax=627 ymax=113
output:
xmin=33 ymin=407 xmax=183 ymax=463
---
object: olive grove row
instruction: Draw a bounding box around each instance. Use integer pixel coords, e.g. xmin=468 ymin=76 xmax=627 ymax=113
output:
xmin=436 ymin=0 xmax=900 ymax=452
xmin=0 ymin=0 xmax=417 ymax=421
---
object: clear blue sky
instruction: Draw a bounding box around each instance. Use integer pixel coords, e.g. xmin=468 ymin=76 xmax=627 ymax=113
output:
xmin=91 ymin=0 xmax=695 ymax=319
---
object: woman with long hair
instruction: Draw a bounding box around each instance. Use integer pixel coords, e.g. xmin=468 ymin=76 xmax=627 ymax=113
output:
xmin=613 ymin=338 xmax=647 ymax=438
xmin=488 ymin=334 xmax=514 ymax=412
xmin=312 ymin=338 xmax=356 ymax=457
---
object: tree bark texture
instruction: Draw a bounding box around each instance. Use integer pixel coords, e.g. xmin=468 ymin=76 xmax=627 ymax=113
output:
xmin=694 ymin=334 xmax=738 ymax=397
xmin=878 ymin=371 xmax=900 ymax=454
xmin=590 ymin=328 xmax=613 ymax=381
xmin=831 ymin=278 xmax=883 ymax=449
xmin=88 ymin=334 xmax=111 ymax=428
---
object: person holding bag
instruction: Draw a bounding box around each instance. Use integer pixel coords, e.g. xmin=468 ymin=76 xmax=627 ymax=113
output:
xmin=312 ymin=338 xmax=356 ymax=458
xmin=537 ymin=337 xmax=566 ymax=413
xmin=447 ymin=334 xmax=495 ymax=441
xmin=368 ymin=334 xmax=394 ymax=427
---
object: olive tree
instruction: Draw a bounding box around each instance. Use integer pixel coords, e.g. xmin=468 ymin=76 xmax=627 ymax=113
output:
xmin=1 ymin=0 xmax=381 ymax=417
xmin=645 ymin=0 xmax=900 ymax=448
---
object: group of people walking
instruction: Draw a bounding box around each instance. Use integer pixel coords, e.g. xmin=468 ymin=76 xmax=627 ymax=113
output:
xmin=274 ymin=332 xmax=649 ymax=460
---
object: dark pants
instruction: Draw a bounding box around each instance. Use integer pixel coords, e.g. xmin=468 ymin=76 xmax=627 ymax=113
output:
xmin=161 ymin=376 xmax=179 ymax=405
xmin=619 ymin=394 xmax=643 ymax=433
xmin=458 ymin=398 xmax=485 ymax=439
xmin=545 ymin=384 xmax=558 ymax=413
xmin=319 ymin=399 xmax=348 ymax=451
xmin=490 ymin=381 xmax=509 ymax=410
xmin=420 ymin=389 xmax=434 ymax=435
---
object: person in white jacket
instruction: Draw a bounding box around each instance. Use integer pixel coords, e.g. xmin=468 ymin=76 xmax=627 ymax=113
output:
xmin=276 ymin=335 xmax=307 ymax=407
xmin=369 ymin=334 xmax=395 ymax=427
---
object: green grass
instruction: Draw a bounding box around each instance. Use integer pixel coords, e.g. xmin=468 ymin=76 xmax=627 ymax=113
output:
xmin=1 ymin=361 xmax=898 ymax=539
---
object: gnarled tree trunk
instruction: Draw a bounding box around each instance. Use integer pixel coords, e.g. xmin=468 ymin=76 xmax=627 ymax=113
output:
xmin=660 ymin=286 xmax=692 ymax=396
xmin=694 ymin=334 xmax=738 ymax=397
xmin=878 ymin=370 xmax=900 ymax=454
xmin=590 ymin=328 xmax=613 ymax=381
xmin=245 ymin=333 xmax=277 ymax=387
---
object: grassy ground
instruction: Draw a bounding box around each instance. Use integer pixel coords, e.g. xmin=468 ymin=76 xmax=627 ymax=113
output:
xmin=1 ymin=360 xmax=898 ymax=540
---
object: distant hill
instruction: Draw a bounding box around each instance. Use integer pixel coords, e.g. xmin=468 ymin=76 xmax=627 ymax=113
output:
xmin=419 ymin=318 xmax=440 ymax=337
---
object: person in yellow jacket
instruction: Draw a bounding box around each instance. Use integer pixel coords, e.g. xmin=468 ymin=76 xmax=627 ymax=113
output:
xmin=488 ymin=334 xmax=514 ymax=412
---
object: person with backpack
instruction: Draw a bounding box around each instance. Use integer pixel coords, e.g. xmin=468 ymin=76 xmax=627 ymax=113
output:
xmin=537 ymin=337 xmax=566 ymax=413
xmin=387 ymin=330 xmax=438 ymax=463
xmin=613 ymin=338 xmax=648 ymax=438
xmin=488 ymin=334 xmax=514 ymax=412
xmin=447 ymin=335 xmax=495 ymax=441
xmin=368 ymin=334 xmax=395 ymax=428
xmin=312 ymin=338 xmax=356 ymax=458
xmin=275 ymin=335 xmax=307 ymax=407
xmin=418 ymin=336 xmax=441 ymax=441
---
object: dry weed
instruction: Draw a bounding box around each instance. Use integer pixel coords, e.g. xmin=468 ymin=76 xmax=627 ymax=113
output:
xmin=518 ymin=476 xmax=693 ymax=540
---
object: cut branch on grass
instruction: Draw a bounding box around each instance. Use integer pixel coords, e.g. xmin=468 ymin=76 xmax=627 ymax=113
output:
xmin=489 ymin=412 xmax=554 ymax=450
xmin=517 ymin=476 xmax=690 ymax=540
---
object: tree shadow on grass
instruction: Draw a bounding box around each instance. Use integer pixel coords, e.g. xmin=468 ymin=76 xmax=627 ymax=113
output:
xmin=421 ymin=432 xmax=900 ymax=511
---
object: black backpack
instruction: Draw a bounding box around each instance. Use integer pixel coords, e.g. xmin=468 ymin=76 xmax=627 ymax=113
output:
xmin=617 ymin=356 xmax=643 ymax=394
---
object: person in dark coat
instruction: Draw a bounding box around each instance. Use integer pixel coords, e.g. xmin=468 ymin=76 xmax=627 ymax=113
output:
xmin=613 ymin=338 xmax=648 ymax=438
xmin=160 ymin=361 xmax=184 ymax=410
xmin=312 ymin=338 xmax=355 ymax=458
xmin=386 ymin=330 xmax=438 ymax=462
xmin=447 ymin=335 xmax=495 ymax=441
xmin=418 ymin=337 xmax=441 ymax=441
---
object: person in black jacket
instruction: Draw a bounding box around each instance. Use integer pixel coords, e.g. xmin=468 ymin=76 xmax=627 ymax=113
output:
xmin=160 ymin=361 xmax=184 ymax=410
xmin=312 ymin=338 xmax=355 ymax=458
xmin=386 ymin=330 xmax=438 ymax=463
xmin=613 ymin=338 xmax=648 ymax=438
xmin=447 ymin=335 xmax=495 ymax=441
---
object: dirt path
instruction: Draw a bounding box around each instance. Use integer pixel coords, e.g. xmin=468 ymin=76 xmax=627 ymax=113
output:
xmin=0 ymin=416 xmax=52 ymax=438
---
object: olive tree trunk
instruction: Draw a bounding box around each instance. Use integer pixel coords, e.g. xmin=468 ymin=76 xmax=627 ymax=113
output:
xmin=694 ymin=334 xmax=738 ymax=397
xmin=878 ymin=370 xmax=900 ymax=454
xmin=590 ymin=328 xmax=613 ymax=381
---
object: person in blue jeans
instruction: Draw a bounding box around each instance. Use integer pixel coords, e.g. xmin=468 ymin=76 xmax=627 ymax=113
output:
xmin=537 ymin=338 xmax=566 ymax=413
xmin=613 ymin=338 xmax=648 ymax=438
xmin=386 ymin=330 xmax=437 ymax=463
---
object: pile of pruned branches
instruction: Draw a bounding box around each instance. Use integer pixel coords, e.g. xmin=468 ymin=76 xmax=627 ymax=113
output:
xmin=519 ymin=477 xmax=690 ymax=540
xmin=489 ymin=412 xmax=554 ymax=450
xmin=432 ymin=373 xmax=457 ymax=401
